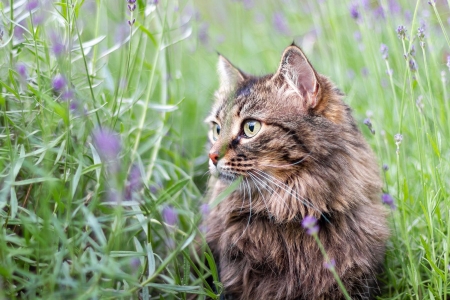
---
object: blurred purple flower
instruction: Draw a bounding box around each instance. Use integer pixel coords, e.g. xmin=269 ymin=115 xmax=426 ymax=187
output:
xmin=91 ymin=127 xmax=122 ymax=161
xmin=125 ymin=164 xmax=143 ymax=200
xmin=363 ymin=118 xmax=375 ymax=135
xmin=69 ymin=100 xmax=79 ymax=111
xmin=397 ymin=25 xmax=407 ymax=39
xmin=349 ymin=4 xmax=359 ymax=20
xmin=380 ymin=44 xmax=389 ymax=60
xmin=409 ymin=45 xmax=415 ymax=57
xmin=26 ymin=0 xmax=39 ymax=11
xmin=200 ymin=203 xmax=210 ymax=216
xmin=409 ymin=58 xmax=418 ymax=72
xmin=273 ymin=12 xmax=290 ymax=35
xmin=382 ymin=193 xmax=396 ymax=210
xmin=324 ymin=259 xmax=336 ymax=270
xmin=50 ymin=33 xmax=66 ymax=57
xmin=162 ymin=206 xmax=178 ymax=226
xmin=130 ymin=257 xmax=141 ymax=271
xmin=16 ymin=63 xmax=27 ymax=79
xmin=62 ymin=89 xmax=74 ymax=101
xmin=382 ymin=164 xmax=389 ymax=172
xmin=374 ymin=6 xmax=385 ymax=19
xmin=353 ymin=31 xmax=361 ymax=42
xmin=361 ymin=67 xmax=369 ymax=77
xmin=388 ymin=0 xmax=401 ymax=14
xmin=198 ymin=22 xmax=209 ymax=46
xmin=301 ymin=215 xmax=319 ymax=235
xmin=417 ymin=26 xmax=425 ymax=40
xmin=52 ymin=74 xmax=66 ymax=91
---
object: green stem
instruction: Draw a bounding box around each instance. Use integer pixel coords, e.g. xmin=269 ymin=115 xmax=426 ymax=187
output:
xmin=312 ymin=234 xmax=351 ymax=300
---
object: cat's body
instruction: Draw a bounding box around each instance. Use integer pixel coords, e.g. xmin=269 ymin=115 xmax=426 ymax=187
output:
xmin=203 ymin=45 xmax=389 ymax=300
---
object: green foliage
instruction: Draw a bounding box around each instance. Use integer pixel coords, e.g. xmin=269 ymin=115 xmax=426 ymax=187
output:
xmin=0 ymin=0 xmax=449 ymax=299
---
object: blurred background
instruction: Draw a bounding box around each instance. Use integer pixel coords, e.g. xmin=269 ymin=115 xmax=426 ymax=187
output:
xmin=1 ymin=0 xmax=450 ymax=298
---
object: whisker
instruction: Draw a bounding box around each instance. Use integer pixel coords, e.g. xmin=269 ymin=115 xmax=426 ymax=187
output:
xmin=248 ymin=171 xmax=290 ymax=213
xmin=251 ymin=168 xmax=325 ymax=218
xmin=258 ymin=153 xmax=312 ymax=168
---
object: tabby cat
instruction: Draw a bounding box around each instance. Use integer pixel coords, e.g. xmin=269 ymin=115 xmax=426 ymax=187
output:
xmin=203 ymin=44 xmax=389 ymax=300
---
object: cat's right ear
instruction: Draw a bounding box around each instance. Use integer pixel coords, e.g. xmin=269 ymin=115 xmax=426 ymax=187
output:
xmin=217 ymin=54 xmax=246 ymax=92
xmin=272 ymin=45 xmax=321 ymax=109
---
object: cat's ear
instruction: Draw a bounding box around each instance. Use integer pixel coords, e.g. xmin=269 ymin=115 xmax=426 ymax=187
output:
xmin=272 ymin=45 xmax=320 ymax=108
xmin=217 ymin=54 xmax=246 ymax=91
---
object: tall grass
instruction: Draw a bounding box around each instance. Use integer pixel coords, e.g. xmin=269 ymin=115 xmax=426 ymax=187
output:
xmin=0 ymin=0 xmax=449 ymax=299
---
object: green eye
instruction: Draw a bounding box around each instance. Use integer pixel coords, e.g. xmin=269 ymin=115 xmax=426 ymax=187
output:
xmin=243 ymin=120 xmax=261 ymax=138
xmin=212 ymin=123 xmax=221 ymax=141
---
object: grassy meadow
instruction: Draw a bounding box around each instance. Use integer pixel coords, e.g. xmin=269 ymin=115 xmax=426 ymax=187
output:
xmin=0 ymin=0 xmax=450 ymax=298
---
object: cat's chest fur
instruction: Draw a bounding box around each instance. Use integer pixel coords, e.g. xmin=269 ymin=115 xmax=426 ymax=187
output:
xmin=205 ymin=185 xmax=388 ymax=300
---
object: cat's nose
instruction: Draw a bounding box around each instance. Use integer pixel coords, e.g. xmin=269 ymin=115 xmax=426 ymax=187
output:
xmin=209 ymin=151 xmax=219 ymax=166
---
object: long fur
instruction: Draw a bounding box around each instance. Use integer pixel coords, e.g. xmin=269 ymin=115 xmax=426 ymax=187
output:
xmin=203 ymin=45 xmax=389 ymax=300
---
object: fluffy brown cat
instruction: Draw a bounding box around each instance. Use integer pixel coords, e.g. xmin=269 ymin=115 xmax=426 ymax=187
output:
xmin=203 ymin=44 xmax=389 ymax=300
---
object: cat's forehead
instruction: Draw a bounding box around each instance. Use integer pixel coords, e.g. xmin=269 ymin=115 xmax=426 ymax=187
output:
xmin=212 ymin=76 xmax=273 ymax=122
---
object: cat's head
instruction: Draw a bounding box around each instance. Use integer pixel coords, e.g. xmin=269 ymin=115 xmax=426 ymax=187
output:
xmin=206 ymin=45 xmax=377 ymax=216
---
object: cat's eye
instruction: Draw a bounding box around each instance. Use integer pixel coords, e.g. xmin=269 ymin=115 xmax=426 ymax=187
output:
xmin=212 ymin=123 xmax=221 ymax=141
xmin=243 ymin=120 xmax=261 ymax=138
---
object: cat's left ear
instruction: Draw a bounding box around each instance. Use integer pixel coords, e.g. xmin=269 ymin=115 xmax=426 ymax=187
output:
xmin=272 ymin=45 xmax=321 ymax=109
xmin=217 ymin=54 xmax=247 ymax=92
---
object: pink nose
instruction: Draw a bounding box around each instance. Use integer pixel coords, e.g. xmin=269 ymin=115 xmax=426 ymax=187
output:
xmin=209 ymin=152 xmax=219 ymax=166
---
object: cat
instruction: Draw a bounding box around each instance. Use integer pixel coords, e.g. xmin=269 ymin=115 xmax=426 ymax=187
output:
xmin=202 ymin=44 xmax=389 ymax=300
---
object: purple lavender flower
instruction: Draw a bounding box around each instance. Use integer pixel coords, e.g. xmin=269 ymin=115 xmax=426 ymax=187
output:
xmin=52 ymin=74 xmax=66 ymax=91
xmin=382 ymin=164 xmax=389 ymax=172
xmin=301 ymin=216 xmax=319 ymax=235
xmin=162 ymin=206 xmax=178 ymax=226
xmin=324 ymin=259 xmax=336 ymax=270
xmin=62 ymin=89 xmax=74 ymax=101
xmin=273 ymin=12 xmax=290 ymax=35
xmin=417 ymin=26 xmax=425 ymax=40
xmin=16 ymin=63 xmax=27 ymax=79
xmin=50 ymin=33 xmax=66 ymax=57
xmin=69 ymin=100 xmax=79 ymax=111
xmin=373 ymin=6 xmax=385 ymax=19
xmin=381 ymin=193 xmax=396 ymax=210
xmin=349 ymin=4 xmax=359 ymax=20
xmin=388 ymin=0 xmax=401 ymax=14
xmin=129 ymin=257 xmax=141 ymax=271
xmin=91 ymin=127 xmax=122 ymax=161
xmin=409 ymin=58 xmax=418 ymax=72
xmin=198 ymin=22 xmax=210 ymax=46
xmin=380 ymin=44 xmax=389 ymax=60
xmin=397 ymin=25 xmax=407 ymax=39
xmin=128 ymin=19 xmax=136 ymax=26
xmin=409 ymin=45 xmax=415 ymax=57
xmin=26 ymin=0 xmax=39 ymax=11
xmin=125 ymin=164 xmax=143 ymax=200
xmin=363 ymin=118 xmax=375 ymax=135
xmin=200 ymin=203 xmax=210 ymax=216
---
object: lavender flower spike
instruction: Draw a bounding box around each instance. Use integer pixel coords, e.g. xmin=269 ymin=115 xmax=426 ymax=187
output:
xmin=91 ymin=127 xmax=122 ymax=161
xmin=162 ymin=206 xmax=178 ymax=226
xmin=397 ymin=25 xmax=407 ymax=39
xmin=52 ymin=74 xmax=66 ymax=91
xmin=382 ymin=193 xmax=396 ymax=210
xmin=301 ymin=216 xmax=319 ymax=235
xmin=380 ymin=44 xmax=388 ymax=60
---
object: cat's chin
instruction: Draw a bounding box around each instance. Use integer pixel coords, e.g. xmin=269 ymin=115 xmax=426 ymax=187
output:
xmin=218 ymin=173 xmax=237 ymax=183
